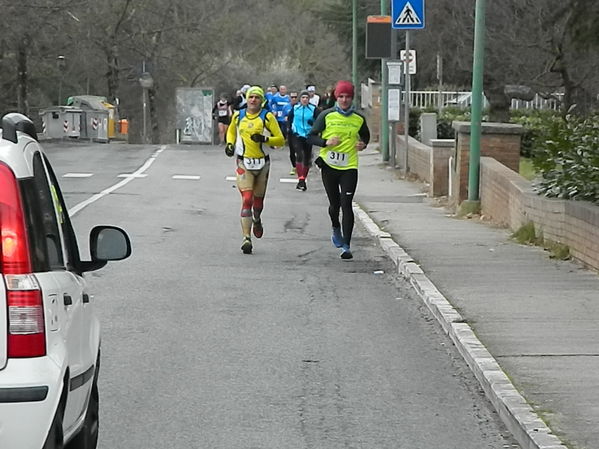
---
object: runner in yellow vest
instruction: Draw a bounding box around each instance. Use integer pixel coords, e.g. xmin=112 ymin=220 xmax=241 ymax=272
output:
xmin=309 ymin=80 xmax=370 ymax=259
xmin=225 ymin=86 xmax=284 ymax=254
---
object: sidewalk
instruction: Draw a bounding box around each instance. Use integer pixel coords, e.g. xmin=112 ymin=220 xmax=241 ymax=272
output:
xmin=354 ymin=148 xmax=599 ymax=449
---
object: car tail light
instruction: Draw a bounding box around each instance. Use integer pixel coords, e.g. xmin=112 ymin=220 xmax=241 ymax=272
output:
xmin=0 ymin=162 xmax=46 ymax=357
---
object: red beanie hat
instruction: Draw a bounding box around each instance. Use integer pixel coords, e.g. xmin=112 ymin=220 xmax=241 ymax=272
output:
xmin=334 ymin=80 xmax=354 ymax=98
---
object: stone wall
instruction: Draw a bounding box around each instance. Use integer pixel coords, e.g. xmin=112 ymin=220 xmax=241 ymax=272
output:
xmin=480 ymin=157 xmax=599 ymax=271
xmin=405 ymin=137 xmax=431 ymax=183
xmin=391 ymin=129 xmax=599 ymax=272
xmin=429 ymin=139 xmax=454 ymax=197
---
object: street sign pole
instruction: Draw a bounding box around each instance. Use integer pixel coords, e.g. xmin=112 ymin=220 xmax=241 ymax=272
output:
xmin=391 ymin=0 xmax=424 ymax=171
xmin=389 ymin=32 xmax=399 ymax=168
xmin=381 ymin=0 xmax=390 ymax=162
xmin=403 ymin=30 xmax=411 ymax=173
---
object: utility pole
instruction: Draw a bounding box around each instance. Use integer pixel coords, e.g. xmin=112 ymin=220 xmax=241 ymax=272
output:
xmin=467 ymin=0 xmax=487 ymax=205
xmin=57 ymin=55 xmax=66 ymax=105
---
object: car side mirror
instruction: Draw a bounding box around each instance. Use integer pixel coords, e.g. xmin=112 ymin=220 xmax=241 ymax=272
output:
xmin=90 ymin=226 xmax=132 ymax=261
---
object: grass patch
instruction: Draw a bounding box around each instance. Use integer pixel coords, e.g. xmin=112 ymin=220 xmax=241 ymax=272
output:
xmin=512 ymin=222 xmax=570 ymax=260
xmin=545 ymin=239 xmax=570 ymax=260
xmin=512 ymin=222 xmax=543 ymax=245
xmin=519 ymin=157 xmax=537 ymax=180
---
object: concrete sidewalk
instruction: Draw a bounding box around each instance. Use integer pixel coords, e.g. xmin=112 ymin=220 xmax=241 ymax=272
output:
xmin=354 ymin=148 xmax=599 ymax=449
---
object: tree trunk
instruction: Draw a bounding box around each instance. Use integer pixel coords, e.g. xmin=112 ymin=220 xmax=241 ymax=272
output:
xmin=16 ymin=36 xmax=29 ymax=115
xmin=484 ymin=75 xmax=510 ymax=123
xmin=106 ymin=43 xmax=120 ymax=104
xmin=148 ymin=85 xmax=159 ymax=143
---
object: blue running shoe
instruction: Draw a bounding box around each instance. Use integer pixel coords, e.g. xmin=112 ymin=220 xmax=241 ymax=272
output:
xmin=340 ymin=244 xmax=353 ymax=260
xmin=331 ymin=227 xmax=343 ymax=248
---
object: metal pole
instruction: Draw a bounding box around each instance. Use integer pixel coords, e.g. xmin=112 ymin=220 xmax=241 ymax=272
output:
xmin=57 ymin=55 xmax=65 ymax=105
xmin=390 ymin=30 xmax=398 ymax=168
xmin=468 ymin=0 xmax=486 ymax=201
xmin=437 ymin=53 xmax=443 ymax=114
xmin=141 ymin=60 xmax=147 ymax=144
xmin=381 ymin=0 xmax=389 ymax=161
xmin=403 ymin=31 xmax=410 ymax=172
xmin=142 ymin=88 xmax=147 ymax=144
xmin=352 ymin=0 xmax=358 ymax=107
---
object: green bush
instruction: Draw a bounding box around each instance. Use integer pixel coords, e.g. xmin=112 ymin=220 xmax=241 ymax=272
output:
xmin=510 ymin=110 xmax=561 ymax=158
xmin=532 ymin=114 xmax=599 ymax=204
xmin=409 ymin=108 xmax=422 ymax=137
xmin=436 ymin=108 xmax=471 ymax=139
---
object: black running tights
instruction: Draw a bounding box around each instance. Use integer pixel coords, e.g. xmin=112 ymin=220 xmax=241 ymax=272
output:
xmin=320 ymin=164 xmax=358 ymax=245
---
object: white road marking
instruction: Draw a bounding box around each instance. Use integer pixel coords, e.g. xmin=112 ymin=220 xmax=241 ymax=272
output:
xmin=279 ymin=178 xmax=297 ymax=183
xmin=172 ymin=175 xmax=200 ymax=180
xmin=225 ymin=176 xmax=236 ymax=181
xmin=117 ymin=173 xmax=148 ymax=178
xmin=69 ymin=145 xmax=166 ymax=217
xmin=63 ymin=173 xmax=93 ymax=178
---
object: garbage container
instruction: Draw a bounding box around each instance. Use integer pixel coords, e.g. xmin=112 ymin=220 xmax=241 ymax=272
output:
xmin=84 ymin=110 xmax=109 ymax=143
xmin=106 ymin=104 xmax=116 ymax=138
xmin=39 ymin=106 xmax=82 ymax=139
xmin=118 ymin=119 xmax=129 ymax=134
xmin=68 ymin=95 xmax=115 ymax=142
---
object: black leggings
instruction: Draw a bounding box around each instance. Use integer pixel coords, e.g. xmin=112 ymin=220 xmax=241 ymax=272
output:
xmin=320 ymin=164 xmax=358 ymax=245
xmin=291 ymin=135 xmax=313 ymax=167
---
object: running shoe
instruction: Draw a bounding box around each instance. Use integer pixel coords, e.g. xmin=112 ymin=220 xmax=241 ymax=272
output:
xmin=289 ymin=167 xmax=296 ymax=176
xmin=241 ymin=237 xmax=253 ymax=254
xmin=331 ymin=227 xmax=343 ymax=248
xmin=296 ymin=179 xmax=307 ymax=191
xmin=253 ymin=219 xmax=263 ymax=238
xmin=340 ymin=244 xmax=353 ymax=260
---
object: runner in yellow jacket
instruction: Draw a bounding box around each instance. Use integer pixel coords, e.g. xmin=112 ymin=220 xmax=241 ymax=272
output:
xmin=225 ymin=86 xmax=284 ymax=254
xmin=309 ymin=80 xmax=370 ymax=260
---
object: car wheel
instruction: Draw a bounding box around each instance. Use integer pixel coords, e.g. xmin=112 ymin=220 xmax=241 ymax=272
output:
xmin=42 ymin=405 xmax=64 ymax=449
xmin=65 ymin=378 xmax=99 ymax=449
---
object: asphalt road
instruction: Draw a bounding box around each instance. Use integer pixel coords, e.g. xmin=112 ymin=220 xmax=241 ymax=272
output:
xmin=44 ymin=141 xmax=520 ymax=449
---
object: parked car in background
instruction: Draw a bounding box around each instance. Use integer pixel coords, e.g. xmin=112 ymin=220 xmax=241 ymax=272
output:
xmin=0 ymin=113 xmax=131 ymax=449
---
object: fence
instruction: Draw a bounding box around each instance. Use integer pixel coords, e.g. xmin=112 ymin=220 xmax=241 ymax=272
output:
xmin=409 ymin=91 xmax=562 ymax=111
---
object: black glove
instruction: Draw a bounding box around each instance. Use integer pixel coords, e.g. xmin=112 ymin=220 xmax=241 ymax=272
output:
xmin=250 ymin=133 xmax=267 ymax=143
xmin=224 ymin=143 xmax=235 ymax=157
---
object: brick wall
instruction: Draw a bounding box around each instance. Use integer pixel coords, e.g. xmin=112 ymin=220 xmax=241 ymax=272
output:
xmin=452 ymin=122 xmax=523 ymax=203
xmin=480 ymin=157 xmax=599 ymax=272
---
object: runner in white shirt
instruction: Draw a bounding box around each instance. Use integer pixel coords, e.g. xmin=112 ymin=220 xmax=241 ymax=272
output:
xmin=306 ymin=85 xmax=320 ymax=107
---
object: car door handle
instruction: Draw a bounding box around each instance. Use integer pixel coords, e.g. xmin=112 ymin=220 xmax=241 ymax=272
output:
xmin=63 ymin=294 xmax=73 ymax=306
xmin=82 ymin=293 xmax=90 ymax=303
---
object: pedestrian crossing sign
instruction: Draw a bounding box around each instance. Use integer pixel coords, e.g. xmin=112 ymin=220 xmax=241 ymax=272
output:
xmin=392 ymin=0 xmax=425 ymax=30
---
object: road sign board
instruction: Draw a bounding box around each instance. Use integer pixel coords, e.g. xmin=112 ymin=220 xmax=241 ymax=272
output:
xmin=400 ymin=50 xmax=417 ymax=74
xmin=392 ymin=0 xmax=425 ymax=30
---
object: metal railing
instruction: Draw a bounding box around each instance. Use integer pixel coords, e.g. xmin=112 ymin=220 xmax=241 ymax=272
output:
xmin=409 ymin=91 xmax=562 ymax=111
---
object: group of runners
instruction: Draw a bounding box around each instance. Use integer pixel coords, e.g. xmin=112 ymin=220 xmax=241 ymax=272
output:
xmin=221 ymin=80 xmax=370 ymax=260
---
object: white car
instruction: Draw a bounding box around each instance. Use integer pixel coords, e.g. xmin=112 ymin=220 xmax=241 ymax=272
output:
xmin=0 ymin=113 xmax=131 ymax=449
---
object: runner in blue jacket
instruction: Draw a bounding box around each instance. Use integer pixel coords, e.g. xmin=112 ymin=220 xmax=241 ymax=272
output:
xmin=288 ymin=90 xmax=319 ymax=191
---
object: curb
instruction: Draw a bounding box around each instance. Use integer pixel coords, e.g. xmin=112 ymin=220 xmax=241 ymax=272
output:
xmin=354 ymin=203 xmax=568 ymax=449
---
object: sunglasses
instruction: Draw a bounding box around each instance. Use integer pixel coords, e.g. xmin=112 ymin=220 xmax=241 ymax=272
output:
xmin=290 ymin=95 xmax=298 ymax=98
